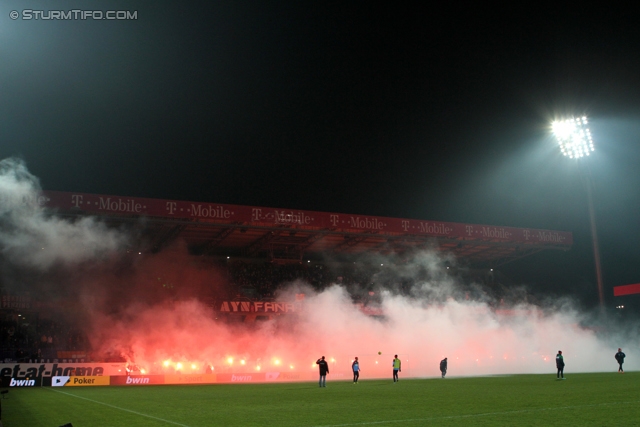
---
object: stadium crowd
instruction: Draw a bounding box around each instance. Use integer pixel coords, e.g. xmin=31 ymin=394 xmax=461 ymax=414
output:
xmin=0 ymin=259 xmax=512 ymax=363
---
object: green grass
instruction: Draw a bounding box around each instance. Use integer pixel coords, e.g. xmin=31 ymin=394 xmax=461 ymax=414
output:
xmin=1 ymin=373 xmax=639 ymax=426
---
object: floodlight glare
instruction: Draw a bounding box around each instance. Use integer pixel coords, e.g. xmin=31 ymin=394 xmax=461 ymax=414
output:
xmin=551 ymin=116 xmax=594 ymax=158
xmin=550 ymin=115 xmax=604 ymax=308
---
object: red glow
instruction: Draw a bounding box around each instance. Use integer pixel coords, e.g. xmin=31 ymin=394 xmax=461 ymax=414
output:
xmin=84 ymin=261 xmax=614 ymax=379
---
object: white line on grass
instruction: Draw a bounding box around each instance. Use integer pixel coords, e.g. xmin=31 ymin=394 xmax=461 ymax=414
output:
xmin=47 ymin=388 xmax=191 ymax=427
xmin=309 ymin=400 xmax=640 ymax=427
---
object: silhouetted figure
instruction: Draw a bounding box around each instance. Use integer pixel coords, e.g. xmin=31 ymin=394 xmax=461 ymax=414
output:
xmin=440 ymin=357 xmax=447 ymax=378
xmin=556 ymin=351 xmax=565 ymax=379
xmin=316 ymin=356 xmax=329 ymax=387
xmin=615 ymin=348 xmax=626 ymax=373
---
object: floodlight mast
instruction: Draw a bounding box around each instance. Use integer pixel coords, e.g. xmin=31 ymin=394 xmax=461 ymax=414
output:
xmin=552 ymin=116 xmax=604 ymax=309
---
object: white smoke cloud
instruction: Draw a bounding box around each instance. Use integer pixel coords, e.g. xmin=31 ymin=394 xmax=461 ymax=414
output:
xmin=0 ymin=157 xmax=128 ymax=269
xmin=1 ymin=157 xmax=636 ymax=379
xmin=87 ymin=256 xmax=639 ymax=379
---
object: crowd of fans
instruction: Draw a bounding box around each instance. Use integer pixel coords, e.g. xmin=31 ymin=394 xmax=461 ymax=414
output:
xmin=226 ymin=260 xmax=330 ymax=298
xmin=0 ymin=259 xmax=512 ymax=363
xmin=0 ymin=314 xmax=87 ymax=362
xmin=226 ymin=260 xmax=513 ymax=304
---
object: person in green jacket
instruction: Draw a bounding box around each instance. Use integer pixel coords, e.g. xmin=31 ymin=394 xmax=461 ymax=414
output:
xmin=393 ymin=355 xmax=401 ymax=382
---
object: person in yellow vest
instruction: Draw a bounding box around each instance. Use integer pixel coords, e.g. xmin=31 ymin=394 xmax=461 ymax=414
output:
xmin=392 ymin=355 xmax=401 ymax=382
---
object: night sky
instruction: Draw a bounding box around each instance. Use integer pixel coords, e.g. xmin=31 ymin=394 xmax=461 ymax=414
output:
xmin=2 ymin=2 xmax=640 ymax=309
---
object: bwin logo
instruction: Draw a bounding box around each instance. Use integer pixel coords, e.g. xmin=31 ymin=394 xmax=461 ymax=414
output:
xmin=10 ymin=378 xmax=35 ymax=387
xmin=126 ymin=377 xmax=150 ymax=384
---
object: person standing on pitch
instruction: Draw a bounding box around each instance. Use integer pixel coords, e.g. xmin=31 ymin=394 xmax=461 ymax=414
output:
xmin=352 ymin=357 xmax=360 ymax=383
xmin=440 ymin=357 xmax=448 ymax=378
xmin=615 ymin=348 xmax=626 ymax=373
xmin=556 ymin=350 xmax=565 ymax=379
xmin=392 ymin=354 xmax=401 ymax=382
xmin=316 ymin=356 xmax=329 ymax=387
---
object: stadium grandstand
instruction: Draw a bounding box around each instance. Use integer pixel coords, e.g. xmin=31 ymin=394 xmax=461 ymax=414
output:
xmin=0 ymin=191 xmax=573 ymax=364
xmin=42 ymin=191 xmax=571 ymax=265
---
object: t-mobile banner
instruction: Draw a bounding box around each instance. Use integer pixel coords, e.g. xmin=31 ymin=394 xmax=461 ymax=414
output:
xmin=42 ymin=191 xmax=573 ymax=245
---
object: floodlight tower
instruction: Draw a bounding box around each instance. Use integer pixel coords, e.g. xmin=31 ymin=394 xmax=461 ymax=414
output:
xmin=551 ymin=116 xmax=604 ymax=308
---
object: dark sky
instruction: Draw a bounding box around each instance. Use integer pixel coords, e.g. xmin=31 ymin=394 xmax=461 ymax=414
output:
xmin=2 ymin=2 xmax=640 ymax=309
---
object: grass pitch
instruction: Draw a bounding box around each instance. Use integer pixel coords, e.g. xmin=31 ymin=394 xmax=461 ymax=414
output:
xmin=1 ymin=373 xmax=638 ymax=426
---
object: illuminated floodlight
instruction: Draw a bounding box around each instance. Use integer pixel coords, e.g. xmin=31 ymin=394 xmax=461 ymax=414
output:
xmin=176 ymin=362 xmax=183 ymax=370
xmin=163 ymin=360 xmax=170 ymax=367
xmin=240 ymin=359 xmax=246 ymax=365
xmin=551 ymin=116 xmax=595 ymax=159
xmin=227 ymin=357 xmax=234 ymax=364
xmin=552 ymin=115 xmax=604 ymax=308
xmin=191 ymin=364 xmax=197 ymax=370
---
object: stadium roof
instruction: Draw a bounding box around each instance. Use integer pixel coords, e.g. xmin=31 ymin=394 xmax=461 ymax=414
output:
xmin=43 ymin=191 xmax=572 ymax=267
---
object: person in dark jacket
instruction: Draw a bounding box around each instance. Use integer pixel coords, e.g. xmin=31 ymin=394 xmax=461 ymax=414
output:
xmin=556 ymin=350 xmax=565 ymax=379
xmin=615 ymin=348 xmax=626 ymax=373
xmin=316 ymin=356 xmax=329 ymax=387
xmin=440 ymin=357 xmax=448 ymax=378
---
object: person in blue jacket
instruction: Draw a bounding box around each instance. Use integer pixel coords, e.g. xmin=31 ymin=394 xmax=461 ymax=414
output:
xmin=352 ymin=356 xmax=360 ymax=383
